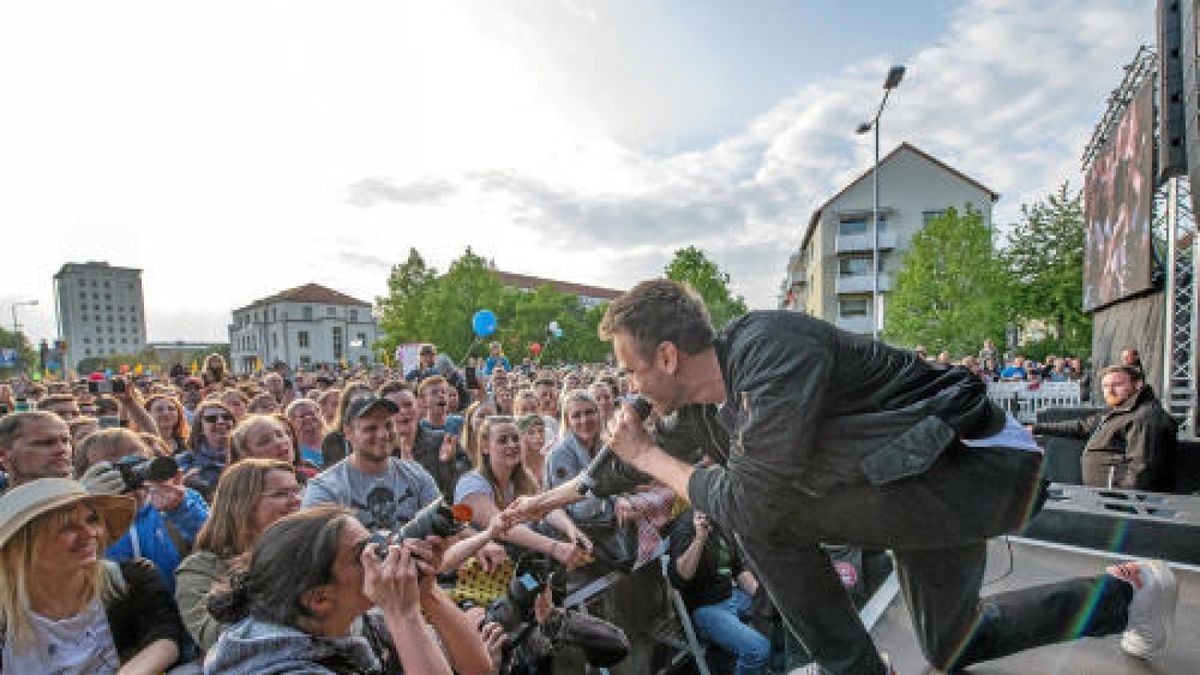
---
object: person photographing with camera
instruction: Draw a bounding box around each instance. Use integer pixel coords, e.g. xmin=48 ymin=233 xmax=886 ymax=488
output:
xmin=506 ymin=279 xmax=1178 ymax=675
xmin=204 ymin=506 xmax=491 ymax=675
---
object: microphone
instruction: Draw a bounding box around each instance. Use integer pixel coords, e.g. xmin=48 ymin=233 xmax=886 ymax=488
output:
xmin=576 ymin=397 xmax=652 ymax=495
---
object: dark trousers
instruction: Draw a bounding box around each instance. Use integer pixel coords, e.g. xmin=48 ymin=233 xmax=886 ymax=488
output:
xmin=736 ymin=444 xmax=1132 ymax=674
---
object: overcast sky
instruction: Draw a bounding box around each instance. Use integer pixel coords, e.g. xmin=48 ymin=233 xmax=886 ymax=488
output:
xmin=0 ymin=0 xmax=1153 ymax=344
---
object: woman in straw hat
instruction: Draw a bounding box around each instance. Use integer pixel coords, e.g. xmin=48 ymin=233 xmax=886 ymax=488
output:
xmin=0 ymin=478 xmax=187 ymax=673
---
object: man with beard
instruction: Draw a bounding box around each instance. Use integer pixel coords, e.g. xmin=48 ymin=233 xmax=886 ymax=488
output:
xmin=302 ymin=394 xmax=441 ymax=530
xmin=1033 ymin=364 xmax=1178 ymax=492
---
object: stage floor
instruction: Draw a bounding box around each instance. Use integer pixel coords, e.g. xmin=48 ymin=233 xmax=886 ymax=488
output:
xmin=866 ymin=537 xmax=1200 ymax=675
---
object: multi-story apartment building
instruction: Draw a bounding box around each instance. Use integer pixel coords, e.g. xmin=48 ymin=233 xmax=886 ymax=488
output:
xmin=228 ymin=283 xmax=377 ymax=373
xmin=780 ymin=143 xmax=998 ymax=334
xmin=53 ymin=262 xmax=147 ymax=370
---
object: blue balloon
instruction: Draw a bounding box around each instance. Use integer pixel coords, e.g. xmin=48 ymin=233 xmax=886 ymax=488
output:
xmin=103 ymin=369 xmax=114 ymax=378
xmin=472 ymin=309 xmax=498 ymax=337
xmin=553 ymin=327 xmax=564 ymax=338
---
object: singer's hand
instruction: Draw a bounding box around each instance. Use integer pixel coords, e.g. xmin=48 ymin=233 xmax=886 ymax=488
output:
xmin=607 ymin=401 xmax=655 ymax=467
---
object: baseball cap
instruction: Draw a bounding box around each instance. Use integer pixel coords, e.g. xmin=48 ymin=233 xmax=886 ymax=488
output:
xmin=342 ymin=394 xmax=399 ymax=425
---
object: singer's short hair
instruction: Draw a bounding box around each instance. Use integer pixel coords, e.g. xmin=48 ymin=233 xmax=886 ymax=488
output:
xmin=600 ymin=279 xmax=715 ymax=362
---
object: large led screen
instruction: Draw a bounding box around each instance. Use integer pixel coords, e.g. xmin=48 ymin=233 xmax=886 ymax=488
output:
xmin=1083 ymin=78 xmax=1156 ymax=312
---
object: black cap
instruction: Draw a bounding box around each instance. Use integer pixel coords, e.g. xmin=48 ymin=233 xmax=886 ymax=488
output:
xmin=342 ymin=394 xmax=399 ymax=425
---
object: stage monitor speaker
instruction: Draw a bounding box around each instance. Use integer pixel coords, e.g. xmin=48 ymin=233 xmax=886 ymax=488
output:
xmin=1021 ymin=483 xmax=1200 ymax=565
xmin=1159 ymin=0 xmax=1188 ymax=180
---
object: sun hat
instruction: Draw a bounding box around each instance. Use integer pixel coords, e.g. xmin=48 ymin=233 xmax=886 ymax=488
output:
xmin=0 ymin=478 xmax=135 ymax=550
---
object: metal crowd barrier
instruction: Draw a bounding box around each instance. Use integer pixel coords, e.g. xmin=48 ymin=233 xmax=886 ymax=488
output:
xmin=987 ymin=381 xmax=1082 ymax=423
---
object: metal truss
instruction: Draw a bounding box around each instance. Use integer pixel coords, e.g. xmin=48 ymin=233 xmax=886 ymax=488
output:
xmin=1162 ymin=177 xmax=1197 ymax=437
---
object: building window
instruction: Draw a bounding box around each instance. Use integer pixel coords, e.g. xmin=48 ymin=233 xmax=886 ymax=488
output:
xmin=839 ymin=298 xmax=870 ymax=317
xmin=838 ymin=257 xmax=879 ymax=276
xmin=332 ymin=327 xmax=343 ymax=359
xmin=838 ymin=216 xmax=886 ymax=236
xmin=298 ymin=331 xmax=310 ymax=348
xmin=272 ymin=308 xmax=277 ymax=322
xmin=103 ymin=280 xmax=110 ymax=288
xmin=92 ymin=292 xmax=99 ymax=299
xmin=300 ymin=356 xmax=312 ymax=367
xmin=83 ymin=337 xmax=91 ymax=344
xmin=272 ymin=333 xmax=278 ymax=348
xmin=302 ymin=306 xmax=313 ymax=321
xmin=326 ymin=306 xmax=335 ymax=317
xmin=85 ymin=348 xmax=92 ymax=356
xmin=356 ymin=332 xmax=367 ymax=348
xmin=349 ymin=309 xmax=358 ymax=322
xmin=922 ymin=210 xmax=946 ymax=225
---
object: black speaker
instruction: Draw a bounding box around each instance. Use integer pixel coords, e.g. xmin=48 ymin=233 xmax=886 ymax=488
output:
xmin=1159 ymin=0 xmax=1189 ymax=180
xmin=1022 ymin=483 xmax=1200 ymax=564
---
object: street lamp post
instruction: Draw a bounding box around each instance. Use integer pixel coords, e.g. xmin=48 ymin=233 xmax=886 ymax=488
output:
xmin=856 ymin=65 xmax=905 ymax=340
xmin=10 ymin=300 xmax=39 ymax=373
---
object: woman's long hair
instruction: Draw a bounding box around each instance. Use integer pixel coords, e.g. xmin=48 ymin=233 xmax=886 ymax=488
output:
xmin=144 ymin=394 xmax=190 ymax=450
xmin=207 ymin=506 xmax=351 ymax=628
xmin=194 ymin=459 xmax=296 ymax=560
xmin=473 ymin=415 xmax=537 ymax=507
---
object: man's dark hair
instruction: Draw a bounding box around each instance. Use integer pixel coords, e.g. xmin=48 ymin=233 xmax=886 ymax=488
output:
xmin=0 ymin=411 xmax=62 ymax=450
xmin=599 ymin=279 xmax=715 ymax=362
xmin=1100 ymin=364 xmax=1144 ymax=383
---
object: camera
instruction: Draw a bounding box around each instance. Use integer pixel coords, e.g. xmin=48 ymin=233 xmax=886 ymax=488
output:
xmin=367 ymin=498 xmax=472 ymax=560
xmin=483 ymin=552 xmax=630 ymax=671
xmin=113 ymin=454 xmax=179 ymax=493
xmin=485 ymin=553 xmax=559 ymax=633
xmin=88 ymin=379 xmax=127 ymax=395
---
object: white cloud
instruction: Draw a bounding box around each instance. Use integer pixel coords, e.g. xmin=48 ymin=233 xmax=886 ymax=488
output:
xmin=356 ymin=0 xmax=1153 ymax=309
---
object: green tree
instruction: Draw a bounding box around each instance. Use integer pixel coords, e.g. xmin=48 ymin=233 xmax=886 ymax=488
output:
xmin=884 ymin=206 xmax=1012 ymax=355
xmin=376 ymin=248 xmax=614 ymax=365
xmin=1003 ymin=183 xmax=1091 ymax=357
xmin=664 ymin=246 xmax=749 ymax=330
xmin=377 ymin=248 xmax=439 ymax=354
xmin=0 ymin=327 xmax=38 ymax=377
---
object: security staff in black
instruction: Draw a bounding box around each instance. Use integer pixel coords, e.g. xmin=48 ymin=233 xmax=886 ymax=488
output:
xmin=508 ymin=279 xmax=1179 ymax=675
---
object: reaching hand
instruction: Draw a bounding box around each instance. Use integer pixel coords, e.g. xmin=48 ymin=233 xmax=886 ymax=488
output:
xmin=501 ymin=495 xmax=556 ymax=529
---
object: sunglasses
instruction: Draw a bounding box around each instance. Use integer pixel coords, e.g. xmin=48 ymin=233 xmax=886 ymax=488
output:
xmin=203 ymin=412 xmax=234 ymax=424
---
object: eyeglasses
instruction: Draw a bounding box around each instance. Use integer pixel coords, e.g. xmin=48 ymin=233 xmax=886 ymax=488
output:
xmin=203 ymin=413 xmax=234 ymax=424
xmin=569 ymin=409 xmax=598 ymax=420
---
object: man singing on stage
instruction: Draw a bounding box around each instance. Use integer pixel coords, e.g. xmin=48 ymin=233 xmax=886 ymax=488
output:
xmin=508 ymin=279 xmax=1177 ymax=675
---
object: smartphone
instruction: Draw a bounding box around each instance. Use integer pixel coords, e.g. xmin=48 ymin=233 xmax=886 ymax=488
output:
xmin=464 ymin=366 xmax=479 ymax=390
xmin=98 ymin=415 xmax=122 ymax=429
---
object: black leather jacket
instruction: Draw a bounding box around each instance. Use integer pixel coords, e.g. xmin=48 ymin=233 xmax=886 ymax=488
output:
xmin=594 ymin=311 xmax=1006 ymax=540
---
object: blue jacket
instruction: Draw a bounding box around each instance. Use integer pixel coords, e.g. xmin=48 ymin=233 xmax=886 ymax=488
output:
xmin=107 ymin=487 xmax=209 ymax=593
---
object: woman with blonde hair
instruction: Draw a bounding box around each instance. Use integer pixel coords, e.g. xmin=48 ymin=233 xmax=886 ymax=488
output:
xmin=454 ymin=415 xmax=591 ymax=569
xmin=0 ymin=478 xmax=186 ymax=672
xmin=174 ymin=458 xmax=301 ymax=653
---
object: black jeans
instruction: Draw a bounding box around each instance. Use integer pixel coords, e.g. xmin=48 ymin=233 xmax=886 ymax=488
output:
xmin=736 ymin=444 xmax=1132 ymax=674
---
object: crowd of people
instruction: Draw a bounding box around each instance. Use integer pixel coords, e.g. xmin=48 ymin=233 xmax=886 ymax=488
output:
xmin=913 ymin=338 xmax=1099 ymax=388
xmin=0 ymin=343 xmax=786 ymax=674
xmin=0 ymin=322 xmax=1185 ymax=674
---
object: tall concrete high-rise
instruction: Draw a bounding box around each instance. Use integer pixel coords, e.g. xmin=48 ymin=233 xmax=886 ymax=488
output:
xmin=54 ymin=262 xmax=147 ymax=371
